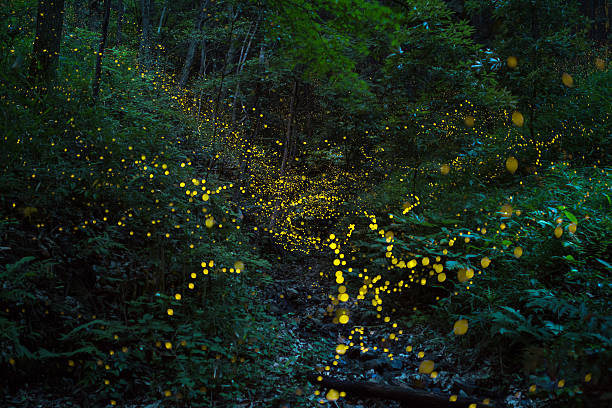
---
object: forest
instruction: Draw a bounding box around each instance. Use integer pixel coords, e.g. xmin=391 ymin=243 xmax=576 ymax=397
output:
xmin=0 ymin=0 xmax=610 ymax=407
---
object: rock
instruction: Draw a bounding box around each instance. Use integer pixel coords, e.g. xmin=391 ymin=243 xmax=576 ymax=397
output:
xmin=363 ymin=357 xmax=390 ymax=372
xmin=453 ymin=378 xmax=476 ymax=394
xmin=389 ymin=359 xmax=403 ymax=370
xmin=357 ymin=350 xmax=378 ymax=361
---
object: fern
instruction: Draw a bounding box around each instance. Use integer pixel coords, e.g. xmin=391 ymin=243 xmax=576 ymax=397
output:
xmin=523 ymin=289 xmax=579 ymax=319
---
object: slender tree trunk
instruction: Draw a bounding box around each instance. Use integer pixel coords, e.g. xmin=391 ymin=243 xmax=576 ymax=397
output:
xmin=279 ymin=81 xmax=298 ymax=179
xmin=179 ymin=0 xmax=209 ymax=88
xmin=211 ymin=12 xmax=236 ymax=140
xmin=269 ymin=80 xmax=298 ymax=229
xmin=529 ymin=2 xmax=538 ymax=140
xmin=206 ymin=12 xmax=237 ymax=176
xmin=87 ymin=0 xmax=99 ymax=30
xmin=199 ymin=39 xmax=207 ymax=75
xmin=179 ymin=37 xmax=199 ymax=88
xmin=222 ymin=38 xmax=238 ymax=89
xmin=139 ymin=0 xmax=152 ymax=69
xmin=157 ymin=5 xmax=166 ymax=34
xmin=116 ymin=0 xmax=124 ymax=45
xmin=73 ymin=0 xmax=87 ymax=28
xmin=92 ymin=0 xmax=111 ymax=103
xmin=232 ymin=51 xmax=263 ymax=202
xmin=232 ymin=21 xmax=257 ymax=123
xmin=30 ymin=0 xmax=66 ymax=84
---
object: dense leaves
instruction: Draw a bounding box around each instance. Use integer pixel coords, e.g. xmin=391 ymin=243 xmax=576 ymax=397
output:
xmin=0 ymin=0 xmax=610 ymax=406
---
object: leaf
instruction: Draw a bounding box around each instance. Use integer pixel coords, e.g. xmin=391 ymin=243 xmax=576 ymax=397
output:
xmin=563 ymin=210 xmax=578 ymax=224
xmin=6 ymin=256 xmax=36 ymax=274
xmin=595 ymin=258 xmax=612 ymax=270
xmin=444 ymin=260 xmax=462 ymax=270
xmin=36 ymin=345 xmax=102 ymax=359
xmin=500 ymin=306 xmax=526 ymax=322
xmin=543 ymin=321 xmax=564 ymax=335
xmin=60 ymin=319 xmax=108 ymax=341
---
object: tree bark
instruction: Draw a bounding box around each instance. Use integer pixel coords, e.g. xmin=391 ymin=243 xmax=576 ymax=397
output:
xmin=92 ymin=0 xmax=111 ymax=103
xmin=279 ymin=80 xmax=298 ymax=180
xmin=30 ymin=0 xmax=66 ymax=84
xmin=205 ymin=10 xmax=238 ymax=176
xmin=269 ymin=80 xmax=298 ymax=229
xmin=232 ymin=20 xmax=258 ymax=123
xmin=179 ymin=0 xmax=209 ymax=88
xmin=157 ymin=5 xmax=166 ymax=34
xmin=306 ymin=374 xmax=493 ymax=408
xmin=198 ymin=39 xmax=207 ymax=75
xmin=86 ymin=0 xmax=99 ymax=30
xmin=210 ymin=10 xmax=237 ymax=141
xmin=116 ymin=0 xmax=124 ymax=45
xmin=139 ymin=0 xmax=152 ymax=69
xmin=179 ymin=37 xmax=199 ymax=88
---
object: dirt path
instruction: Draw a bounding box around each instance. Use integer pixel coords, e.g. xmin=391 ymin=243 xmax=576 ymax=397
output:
xmin=260 ymin=258 xmax=539 ymax=408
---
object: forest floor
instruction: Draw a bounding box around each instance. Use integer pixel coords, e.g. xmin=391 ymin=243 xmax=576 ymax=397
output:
xmin=0 ymin=255 xmax=589 ymax=408
xmin=258 ymin=257 xmax=542 ymax=408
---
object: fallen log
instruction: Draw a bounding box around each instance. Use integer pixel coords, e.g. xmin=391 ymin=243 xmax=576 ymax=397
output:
xmin=306 ymin=373 xmax=494 ymax=407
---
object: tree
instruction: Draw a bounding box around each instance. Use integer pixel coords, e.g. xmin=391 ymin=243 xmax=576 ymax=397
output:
xmin=30 ymin=0 xmax=66 ymax=84
xmin=92 ymin=0 xmax=111 ymax=103
xmin=179 ymin=0 xmax=210 ymax=88
xmin=139 ymin=0 xmax=153 ymax=68
xmin=464 ymin=0 xmax=591 ymax=138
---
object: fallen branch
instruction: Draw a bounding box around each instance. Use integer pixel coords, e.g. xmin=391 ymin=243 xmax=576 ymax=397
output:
xmin=307 ymin=373 xmax=494 ymax=407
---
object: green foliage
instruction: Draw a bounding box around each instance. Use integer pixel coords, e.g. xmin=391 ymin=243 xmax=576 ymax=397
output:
xmin=1 ymin=0 xmax=610 ymax=405
xmin=0 ymin=14 xmax=319 ymax=405
xmin=440 ymin=166 xmax=610 ymax=394
xmin=338 ymin=159 xmax=611 ymax=402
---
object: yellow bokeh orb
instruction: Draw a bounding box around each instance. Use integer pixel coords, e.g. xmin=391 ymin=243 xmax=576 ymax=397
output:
xmin=507 ymin=56 xmax=518 ymax=68
xmin=512 ymin=111 xmax=524 ymax=127
xmin=453 ymin=319 xmax=468 ymax=335
xmin=506 ymin=156 xmax=518 ymax=174
xmin=418 ymin=360 xmax=435 ymax=374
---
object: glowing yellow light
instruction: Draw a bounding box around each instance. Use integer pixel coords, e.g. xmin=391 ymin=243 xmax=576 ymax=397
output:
xmin=453 ymin=319 xmax=468 ymax=335
xmin=326 ymin=389 xmax=340 ymax=401
xmin=512 ymin=111 xmax=524 ymax=127
xmin=507 ymin=56 xmax=518 ymax=68
xmin=418 ymin=360 xmax=434 ymax=374
xmin=514 ymin=247 xmax=523 ymax=258
xmin=506 ymin=156 xmax=518 ymax=174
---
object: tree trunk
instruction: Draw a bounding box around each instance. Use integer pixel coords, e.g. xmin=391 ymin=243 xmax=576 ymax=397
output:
xmin=116 ymin=0 xmax=124 ymax=45
xmin=92 ymin=0 xmax=111 ymax=103
xmin=87 ymin=0 xmax=99 ymax=30
xmin=232 ymin=73 xmax=262 ymax=202
xmin=157 ymin=5 xmax=166 ymax=34
xmin=198 ymin=39 xmax=207 ymax=75
xmin=269 ymin=80 xmax=298 ymax=229
xmin=179 ymin=37 xmax=199 ymax=88
xmin=30 ymin=0 xmax=66 ymax=85
xmin=279 ymin=80 xmax=298 ymax=180
xmin=210 ymin=11 xmax=237 ymax=141
xmin=139 ymin=0 xmax=152 ymax=69
xmin=232 ymin=20 xmax=258 ymax=123
xmin=72 ymin=0 xmax=87 ymax=28
xmin=306 ymin=374 xmax=491 ymax=408
xmin=179 ymin=0 xmax=209 ymax=88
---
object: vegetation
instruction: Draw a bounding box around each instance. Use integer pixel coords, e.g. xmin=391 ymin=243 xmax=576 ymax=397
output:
xmin=1 ymin=0 xmax=610 ymax=407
